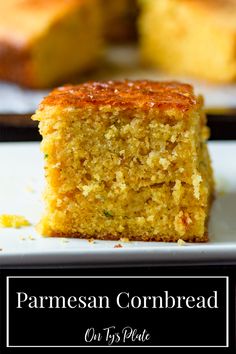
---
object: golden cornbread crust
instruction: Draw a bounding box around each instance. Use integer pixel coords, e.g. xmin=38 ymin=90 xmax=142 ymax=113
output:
xmin=39 ymin=80 xmax=199 ymax=112
xmin=33 ymin=80 xmax=214 ymax=242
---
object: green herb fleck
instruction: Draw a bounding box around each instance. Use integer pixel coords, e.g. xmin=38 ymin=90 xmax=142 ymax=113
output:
xmin=103 ymin=210 xmax=113 ymax=218
xmin=44 ymin=154 xmax=49 ymax=159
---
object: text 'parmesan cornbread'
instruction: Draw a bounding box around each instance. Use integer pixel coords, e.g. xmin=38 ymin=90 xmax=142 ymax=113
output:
xmin=32 ymin=80 xmax=214 ymax=242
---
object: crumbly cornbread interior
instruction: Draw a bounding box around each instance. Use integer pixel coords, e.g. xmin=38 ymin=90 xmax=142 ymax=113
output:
xmin=32 ymin=81 xmax=214 ymax=242
xmin=139 ymin=0 xmax=236 ymax=82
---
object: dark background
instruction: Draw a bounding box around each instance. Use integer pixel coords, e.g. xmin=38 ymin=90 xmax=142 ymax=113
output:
xmin=0 ymin=267 xmax=235 ymax=354
xmin=7 ymin=276 xmax=227 ymax=347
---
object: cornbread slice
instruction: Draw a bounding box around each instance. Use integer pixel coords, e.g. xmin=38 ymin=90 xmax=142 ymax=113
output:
xmin=139 ymin=0 xmax=236 ymax=82
xmin=32 ymin=80 xmax=214 ymax=242
xmin=0 ymin=0 xmax=103 ymax=88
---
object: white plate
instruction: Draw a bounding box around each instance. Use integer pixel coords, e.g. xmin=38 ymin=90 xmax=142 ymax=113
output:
xmin=0 ymin=142 xmax=235 ymax=267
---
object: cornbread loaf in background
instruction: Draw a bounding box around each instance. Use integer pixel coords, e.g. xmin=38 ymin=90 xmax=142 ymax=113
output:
xmin=0 ymin=0 xmax=103 ymax=88
xmin=1 ymin=0 xmax=236 ymax=90
xmin=139 ymin=0 xmax=236 ymax=82
xmin=32 ymin=80 xmax=214 ymax=242
xmin=101 ymin=0 xmax=138 ymax=42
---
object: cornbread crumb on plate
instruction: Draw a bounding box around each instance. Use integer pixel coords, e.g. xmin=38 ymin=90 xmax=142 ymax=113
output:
xmin=25 ymin=185 xmax=35 ymax=193
xmin=0 ymin=214 xmax=30 ymax=228
xmin=114 ymin=244 xmax=123 ymax=249
xmin=28 ymin=235 xmax=36 ymax=241
xmin=120 ymin=237 xmax=130 ymax=243
xmin=32 ymin=80 xmax=214 ymax=242
xmin=177 ymin=239 xmax=186 ymax=246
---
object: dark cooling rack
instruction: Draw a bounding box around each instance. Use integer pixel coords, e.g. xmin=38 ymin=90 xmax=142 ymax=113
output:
xmin=0 ymin=109 xmax=236 ymax=142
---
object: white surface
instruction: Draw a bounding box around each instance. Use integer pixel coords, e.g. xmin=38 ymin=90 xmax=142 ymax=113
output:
xmin=0 ymin=82 xmax=48 ymax=114
xmin=0 ymin=142 xmax=236 ymax=267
